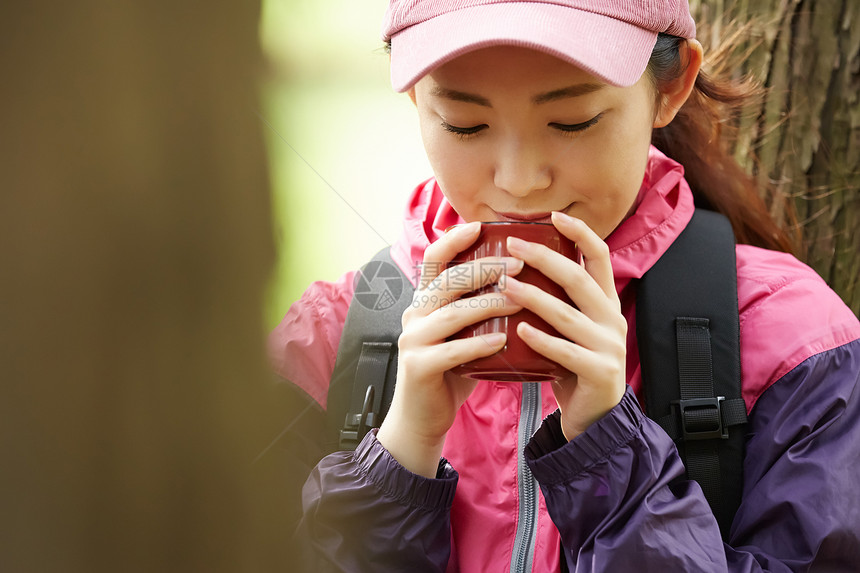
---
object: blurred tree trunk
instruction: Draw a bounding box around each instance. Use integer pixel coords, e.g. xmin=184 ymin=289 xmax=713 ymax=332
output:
xmin=1 ymin=1 xmax=292 ymax=571
xmin=693 ymin=0 xmax=860 ymax=315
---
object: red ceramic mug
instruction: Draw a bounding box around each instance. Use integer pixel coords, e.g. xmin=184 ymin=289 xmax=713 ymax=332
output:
xmin=447 ymin=222 xmax=580 ymax=382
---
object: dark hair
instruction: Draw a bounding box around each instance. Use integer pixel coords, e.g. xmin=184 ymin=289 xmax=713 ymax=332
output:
xmin=647 ymin=33 xmax=796 ymax=253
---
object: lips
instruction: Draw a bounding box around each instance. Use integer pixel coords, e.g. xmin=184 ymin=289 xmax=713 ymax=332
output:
xmin=496 ymin=212 xmax=553 ymax=224
xmin=493 ymin=202 xmax=575 ymax=224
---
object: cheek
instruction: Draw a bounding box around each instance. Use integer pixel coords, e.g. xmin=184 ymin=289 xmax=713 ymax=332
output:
xmin=420 ymin=137 xmax=481 ymax=216
xmin=567 ymin=122 xmax=651 ymax=198
xmin=425 ymin=142 xmax=472 ymax=192
xmin=606 ymin=131 xmax=651 ymax=194
xmin=422 ymin=131 xmax=486 ymax=193
xmin=604 ymin=109 xmax=652 ymax=179
xmin=561 ymin=113 xmax=653 ymax=237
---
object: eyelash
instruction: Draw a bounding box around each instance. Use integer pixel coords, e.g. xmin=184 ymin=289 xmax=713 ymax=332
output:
xmin=549 ymin=113 xmax=604 ymax=135
xmin=441 ymin=113 xmax=604 ymax=140
xmin=440 ymin=122 xmax=487 ymax=140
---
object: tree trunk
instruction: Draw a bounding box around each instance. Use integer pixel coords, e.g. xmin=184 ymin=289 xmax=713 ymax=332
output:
xmin=0 ymin=2 xmax=291 ymax=571
xmin=692 ymin=0 xmax=860 ymax=315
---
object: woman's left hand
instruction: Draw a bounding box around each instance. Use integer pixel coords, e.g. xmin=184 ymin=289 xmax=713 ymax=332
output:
xmin=504 ymin=211 xmax=627 ymax=441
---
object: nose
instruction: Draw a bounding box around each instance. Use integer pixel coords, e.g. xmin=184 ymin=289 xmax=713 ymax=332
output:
xmin=493 ymin=136 xmax=551 ymax=198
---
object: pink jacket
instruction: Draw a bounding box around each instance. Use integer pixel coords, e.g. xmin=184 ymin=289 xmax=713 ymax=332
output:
xmin=272 ymin=147 xmax=860 ymax=571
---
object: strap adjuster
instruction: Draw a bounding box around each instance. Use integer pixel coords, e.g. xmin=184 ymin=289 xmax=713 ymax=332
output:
xmin=338 ymin=385 xmax=376 ymax=449
xmin=672 ymin=397 xmax=728 ymax=441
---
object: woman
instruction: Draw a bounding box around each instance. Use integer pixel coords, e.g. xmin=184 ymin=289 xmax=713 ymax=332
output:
xmin=273 ymin=1 xmax=860 ymax=570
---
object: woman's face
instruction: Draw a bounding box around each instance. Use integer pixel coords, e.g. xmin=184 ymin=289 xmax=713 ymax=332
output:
xmin=411 ymin=46 xmax=660 ymax=239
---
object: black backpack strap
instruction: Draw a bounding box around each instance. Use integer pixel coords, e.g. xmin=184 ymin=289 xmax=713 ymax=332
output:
xmin=325 ymin=247 xmax=415 ymax=452
xmin=637 ymin=209 xmax=748 ymax=540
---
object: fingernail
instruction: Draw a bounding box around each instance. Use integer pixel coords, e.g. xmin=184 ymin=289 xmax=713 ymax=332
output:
xmin=552 ymin=211 xmax=575 ymax=223
xmin=480 ymin=332 xmax=506 ymax=346
xmin=517 ymin=321 xmax=536 ymax=337
xmin=505 ymin=257 xmax=524 ymax=273
xmin=507 ymin=236 xmax=528 ymax=253
xmin=501 ymin=274 xmax=521 ymax=291
xmin=454 ymin=221 xmax=480 ymax=235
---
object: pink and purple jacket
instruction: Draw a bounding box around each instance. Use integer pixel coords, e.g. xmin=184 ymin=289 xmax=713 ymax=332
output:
xmin=271 ymin=148 xmax=860 ymax=572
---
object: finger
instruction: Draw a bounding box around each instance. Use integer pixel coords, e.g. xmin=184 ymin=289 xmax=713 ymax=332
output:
xmin=503 ymin=274 xmax=628 ymax=364
xmin=403 ymin=332 xmax=508 ymax=376
xmin=410 ymin=256 xmax=523 ymax=320
xmin=418 ymin=221 xmax=481 ymax=290
xmin=551 ymin=211 xmax=618 ymax=304
xmin=505 ymin=236 xmax=611 ymax=320
xmin=442 ymin=332 xmax=508 ymax=370
xmin=501 ymin=275 xmax=591 ymax=342
xmin=426 ymin=256 xmax=523 ymax=297
xmin=502 ymin=275 xmax=623 ymax=356
xmin=516 ymin=322 xmax=623 ymax=387
xmin=404 ymin=292 xmax=522 ymax=344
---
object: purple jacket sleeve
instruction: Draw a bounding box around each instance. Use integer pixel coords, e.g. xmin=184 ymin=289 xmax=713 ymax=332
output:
xmin=297 ymin=428 xmax=457 ymax=572
xmin=525 ymin=338 xmax=860 ymax=572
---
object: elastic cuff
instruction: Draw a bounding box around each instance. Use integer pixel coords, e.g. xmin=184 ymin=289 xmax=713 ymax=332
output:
xmin=354 ymin=428 xmax=458 ymax=510
xmin=525 ymin=387 xmax=644 ymax=485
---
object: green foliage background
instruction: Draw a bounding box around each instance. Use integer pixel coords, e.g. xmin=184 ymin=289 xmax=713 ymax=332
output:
xmin=259 ymin=0 xmax=432 ymax=328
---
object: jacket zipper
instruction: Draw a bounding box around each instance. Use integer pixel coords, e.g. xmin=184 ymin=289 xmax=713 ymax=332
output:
xmin=510 ymin=382 xmax=541 ymax=573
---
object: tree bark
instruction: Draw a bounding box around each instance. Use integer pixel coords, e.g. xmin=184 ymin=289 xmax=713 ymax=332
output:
xmin=693 ymin=0 xmax=860 ymax=315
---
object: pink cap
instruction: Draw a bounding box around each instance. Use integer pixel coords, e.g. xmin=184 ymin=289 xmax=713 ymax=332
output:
xmin=382 ymin=0 xmax=696 ymax=92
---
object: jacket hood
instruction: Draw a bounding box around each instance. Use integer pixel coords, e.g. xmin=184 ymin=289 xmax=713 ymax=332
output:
xmin=389 ymin=145 xmax=695 ymax=293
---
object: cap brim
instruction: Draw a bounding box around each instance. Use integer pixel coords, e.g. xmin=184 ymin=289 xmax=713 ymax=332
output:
xmin=389 ymin=2 xmax=657 ymax=92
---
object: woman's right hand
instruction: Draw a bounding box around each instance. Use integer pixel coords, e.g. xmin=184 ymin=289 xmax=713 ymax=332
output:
xmin=376 ymin=221 xmax=524 ymax=477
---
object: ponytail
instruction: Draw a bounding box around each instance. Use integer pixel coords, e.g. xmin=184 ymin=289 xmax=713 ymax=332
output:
xmin=647 ymin=34 xmax=797 ymax=254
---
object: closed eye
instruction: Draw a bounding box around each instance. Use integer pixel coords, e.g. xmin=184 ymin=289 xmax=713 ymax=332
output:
xmin=441 ymin=122 xmax=488 ymax=139
xmin=549 ymin=113 xmax=604 ymax=134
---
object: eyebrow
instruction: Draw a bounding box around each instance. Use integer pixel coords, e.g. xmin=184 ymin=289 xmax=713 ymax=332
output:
xmin=429 ymin=86 xmax=492 ymax=107
xmin=532 ymin=82 xmax=605 ymax=104
xmin=429 ymin=82 xmax=605 ymax=107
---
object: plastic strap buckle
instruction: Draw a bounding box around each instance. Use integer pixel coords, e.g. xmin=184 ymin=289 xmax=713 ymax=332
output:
xmin=672 ymin=396 xmax=728 ymax=441
xmin=338 ymin=385 xmax=376 ymax=449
